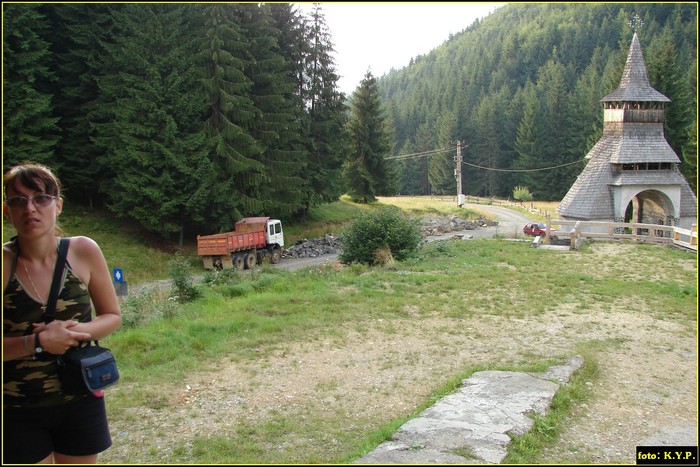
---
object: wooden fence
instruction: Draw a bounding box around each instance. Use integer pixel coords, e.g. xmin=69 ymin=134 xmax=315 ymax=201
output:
xmin=547 ymin=220 xmax=697 ymax=252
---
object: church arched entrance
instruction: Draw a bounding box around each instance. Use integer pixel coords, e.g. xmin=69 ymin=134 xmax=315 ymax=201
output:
xmin=623 ymin=189 xmax=677 ymax=229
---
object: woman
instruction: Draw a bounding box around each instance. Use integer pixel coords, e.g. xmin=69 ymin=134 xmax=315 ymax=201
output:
xmin=3 ymin=162 xmax=122 ymax=464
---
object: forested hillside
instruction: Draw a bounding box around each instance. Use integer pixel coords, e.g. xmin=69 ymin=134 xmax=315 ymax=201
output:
xmin=3 ymin=3 xmax=346 ymax=243
xmin=379 ymin=3 xmax=696 ymax=200
xmin=3 ymin=3 xmax=696 ymax=244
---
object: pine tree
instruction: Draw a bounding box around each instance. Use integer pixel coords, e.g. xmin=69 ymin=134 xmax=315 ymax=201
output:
xmin=2 ymin=4 xmax=60 ymax=168
xmin=42 ymin=3 xmax=116 ymax=207
xmin=91 ymin=4 xmax=210 ymax=242
xmin=429 ymin=112 xmax=456 ymax=195
xmin=193 ymin=3 xmax=266 ymax=230
xmin=344 ymin=71 xmax=395 ymax=203
xmin=237 ymin=3 xmax=307 ymax=219
xmin=301 ymin=4 xmax=347 ymax=211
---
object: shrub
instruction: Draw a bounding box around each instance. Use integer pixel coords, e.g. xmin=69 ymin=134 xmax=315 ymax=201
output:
xmin=119 ymin=287 xmax=178 ymax=327
xmin=513 ymin=185 xmax=533 ymax=204
xmin=169 ymin=251 xmax=201 ymax=303
xmin=202 ymin=267 xmax=241 ymax=285
xmin=339 ymin=206 xmax=422 ymax=265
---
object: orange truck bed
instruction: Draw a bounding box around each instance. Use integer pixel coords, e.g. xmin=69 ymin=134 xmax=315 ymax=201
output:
xmin=197 ymin=217 xmax=269 ymax=257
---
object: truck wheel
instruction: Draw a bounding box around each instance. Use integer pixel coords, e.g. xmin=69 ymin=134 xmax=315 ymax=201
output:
xmin=233 ymin=254 xmax=245 ymax=270
xmin=269 ymin=248 xmax=281 ymax=264
xmin=244 ymin=252 xmax=256 ymax=269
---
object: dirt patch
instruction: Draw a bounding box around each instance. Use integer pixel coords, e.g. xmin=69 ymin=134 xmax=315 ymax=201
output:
xmin=101 ymin=243 xmax=697 ymax=464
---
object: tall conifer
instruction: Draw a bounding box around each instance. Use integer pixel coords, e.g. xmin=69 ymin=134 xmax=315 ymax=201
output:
xmin=239 ymin=3 xmax=307 ymax=218
xmin=43 ymin=3 xmax=116 ymax=206
xmin=301 ymin=4 xmax=347 ymax=212
xmin=345 ymin=71 xmax=395 ymax=203
xmin=91 ymin=4 xmax=210 ymax=242
xmin=193 ymin=3 xmax=265 ymax=230
xmin=2 ymin=4 xmax=60 ymax=167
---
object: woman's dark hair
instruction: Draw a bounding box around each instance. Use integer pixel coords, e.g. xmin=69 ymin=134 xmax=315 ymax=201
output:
xmin=3 ymin=162 xmax=62 ymax=198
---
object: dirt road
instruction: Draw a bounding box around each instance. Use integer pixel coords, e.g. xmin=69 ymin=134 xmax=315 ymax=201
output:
xmin=277 ymin=204 xmax=538 ymax=270
xmin=422 ymin=203 xmax=537 ymax=243
xmin=126 ymin=206 xmax=537 ymax=297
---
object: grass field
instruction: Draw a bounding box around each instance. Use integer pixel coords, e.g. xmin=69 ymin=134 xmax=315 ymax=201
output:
xmin=3 ymin=197 xmax=696 ymax=463
xmin=100 ymin=237 xmax=696 ymax=464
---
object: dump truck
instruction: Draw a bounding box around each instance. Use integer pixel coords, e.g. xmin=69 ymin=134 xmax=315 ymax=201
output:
xmin=197 ymin=217 xmax=284 ymax=269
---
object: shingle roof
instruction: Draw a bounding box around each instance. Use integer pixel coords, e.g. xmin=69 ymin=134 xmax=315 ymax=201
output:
xmin=587 ymin=123 xmax=680 ymax=164
xmin=602 ymin=33 xmax=671 ymax=103
xmin=557 ymin=142 xmax=615 ymax=219
xmin=610 ymin=169 xmax=688 ymax=186
xmin=558 ymin=33 xmax=696 ymax=222
xmin=679 ymin=183 xmax=698 ymax=217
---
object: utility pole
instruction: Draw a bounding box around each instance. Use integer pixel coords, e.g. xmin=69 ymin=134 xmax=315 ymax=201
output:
xmin=454 ymin=140 xmax=465 ymax=207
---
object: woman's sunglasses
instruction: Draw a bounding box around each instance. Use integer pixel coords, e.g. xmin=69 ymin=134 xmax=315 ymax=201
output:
xmin=5 ymin=194 xmax=57 ymax=209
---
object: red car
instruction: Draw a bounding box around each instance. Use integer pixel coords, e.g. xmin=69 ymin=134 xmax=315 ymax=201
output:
xmin=523 ymin=222 xmax=548 ymax=236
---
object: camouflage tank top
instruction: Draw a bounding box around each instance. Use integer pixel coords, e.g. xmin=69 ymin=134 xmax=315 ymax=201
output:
xmin=3 ymin=238 xmax=92 ymax=407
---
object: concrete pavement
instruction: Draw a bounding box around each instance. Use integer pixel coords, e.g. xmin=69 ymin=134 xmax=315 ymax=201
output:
xmin=355 ymin=356 xmax=585 ymax=464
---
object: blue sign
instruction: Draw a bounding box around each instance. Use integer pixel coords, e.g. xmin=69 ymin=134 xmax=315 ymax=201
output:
xmin=113 ymin=268 xmax=124 ymax=283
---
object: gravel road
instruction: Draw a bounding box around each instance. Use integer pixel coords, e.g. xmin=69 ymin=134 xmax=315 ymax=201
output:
xmin=127 ymin=205 xmax=537 ymax=297
xmin=274 ymin=203 xmax=536 ymax=269
xmin=423 ymin=203 xmax=537 ymax=242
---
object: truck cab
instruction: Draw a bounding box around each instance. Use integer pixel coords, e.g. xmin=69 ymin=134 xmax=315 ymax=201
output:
xmin=266 ymin=219 xmax=284 ymax=249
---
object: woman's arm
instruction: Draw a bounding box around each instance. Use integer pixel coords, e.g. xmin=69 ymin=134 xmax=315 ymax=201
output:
xmin=59 ymin=236 xmax=122 ymax=341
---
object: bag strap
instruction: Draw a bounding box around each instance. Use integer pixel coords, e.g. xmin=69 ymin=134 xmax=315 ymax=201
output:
xmin=42 ymin=238 xmax=99 ymax=346
xmin=43 ymin=237 xmax=70 ymax=324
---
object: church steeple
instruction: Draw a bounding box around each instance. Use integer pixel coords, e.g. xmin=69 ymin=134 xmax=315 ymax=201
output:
xmin=602 ymin=32 xmax=670 ymax=103
xmin=557 ymin=32 xmax=696 ymax=228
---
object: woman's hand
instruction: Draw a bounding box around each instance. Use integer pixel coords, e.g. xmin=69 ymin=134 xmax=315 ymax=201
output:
xmin=32 ymin=320 xmax=92 ymax=355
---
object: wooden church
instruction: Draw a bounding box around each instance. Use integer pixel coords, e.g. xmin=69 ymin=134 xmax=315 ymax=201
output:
xmin=557 ymin=32 xmax=697 ymax=230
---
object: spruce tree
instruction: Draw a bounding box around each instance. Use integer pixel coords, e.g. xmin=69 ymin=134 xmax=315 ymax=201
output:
xmin=239 ymin=3 xmax=307 ymax=219
xmin=193 ymin=3 xmax=266 ymax=230
xmin=429 ymin=111 xmax=457 ymax=195
xmin=514 ymin=81 xmax=546 ymax=194
xmin=42 ymin=3 xmax=116 ymax=207
xmin=344 ymin=71 xmax=395 ymax=203
xmin=408 ymin=122 xmax=433 ymax=195
xmin=473 ymin=92 xmax=509 ymax=197
xmin=2 ymin=4 xmax=60 ymax=168
xmin=536 ymin=59 xmax=577 ymax=199
xmin=91 ymin=4 xmax=210 ymax=242
xmin=301 ymin=4 xmax=347 ymax=211
xmin=645 ymin=27 xmax=694 ymax=164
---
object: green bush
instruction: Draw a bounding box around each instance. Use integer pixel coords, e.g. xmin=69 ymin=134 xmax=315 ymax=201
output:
xmin=169 ymin=251 xmax=201 ymax=303
xmin=119 ymin=287 xmax=178 ymax=328
xmin=513 ymin=185 xmax=533 ymax=204
xmin=339 ymin=206 xmax=422 ymax=266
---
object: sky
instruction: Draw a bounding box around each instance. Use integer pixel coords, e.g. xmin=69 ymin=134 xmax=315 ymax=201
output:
xmin=295 ymin=3 xmax=505 ymax=95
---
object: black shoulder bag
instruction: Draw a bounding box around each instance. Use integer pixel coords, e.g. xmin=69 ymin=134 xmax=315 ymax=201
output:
xmin=45 ymin=238 xmax=120 ymax=395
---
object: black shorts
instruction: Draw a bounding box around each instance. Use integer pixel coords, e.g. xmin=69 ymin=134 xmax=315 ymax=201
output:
xmin=2 ymin=393 xmax=112 ymax=464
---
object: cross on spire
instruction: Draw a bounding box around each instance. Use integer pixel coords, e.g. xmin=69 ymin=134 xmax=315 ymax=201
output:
xmin=628 ymin=13 xmax=644 ymax=32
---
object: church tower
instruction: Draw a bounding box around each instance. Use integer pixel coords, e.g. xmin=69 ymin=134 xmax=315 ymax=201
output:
xmin=557 ymin=32 xmax=696 ymax=229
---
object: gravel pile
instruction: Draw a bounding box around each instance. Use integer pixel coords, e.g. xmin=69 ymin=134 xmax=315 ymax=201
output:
xmin=420 ymin=215 xmax=495 ymax=236
xmin=282 ymin=234 xmax=342 ymax=259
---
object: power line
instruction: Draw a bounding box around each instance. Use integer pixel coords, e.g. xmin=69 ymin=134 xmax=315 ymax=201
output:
xmin=385 ymin=146 xmax=456 ymax=160
xmin=462 ymin=159 xmax=587 ymax=172
xmin=386 ymin=145 xmax=587 ymax=172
